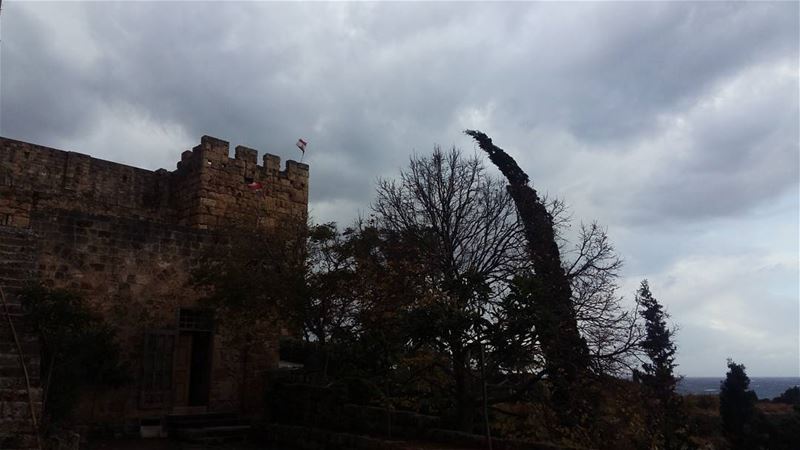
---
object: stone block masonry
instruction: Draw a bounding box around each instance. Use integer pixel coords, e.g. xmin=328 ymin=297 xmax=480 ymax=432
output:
xmin=0 ymin=135 xmax=308 ymax=231
xmin=172 ymin=135 xmax=309 ymax=230
xmin=0 ymin=135 xmax=307 ymax=445
xmin=0 ymin=226 xmax=42 ymax=450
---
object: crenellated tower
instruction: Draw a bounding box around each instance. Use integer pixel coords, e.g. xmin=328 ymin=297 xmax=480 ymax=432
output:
xmin=171 ymin=135 xmax=308 ymax=230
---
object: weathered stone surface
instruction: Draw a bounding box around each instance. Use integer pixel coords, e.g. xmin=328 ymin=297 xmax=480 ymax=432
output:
xmin=0 ymin=226 xmax=42 ymax=448
xmin=0 ymin=135 xmax=309 ymax=444
xmin=0 ymin=135 xmax=308 ymax=231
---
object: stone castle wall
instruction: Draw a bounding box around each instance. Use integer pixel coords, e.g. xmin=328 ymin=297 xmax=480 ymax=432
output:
xmin=172 ymin=135 xmax=308 ymax=230
xmin=27 ymin=209 xmax=278 ymax=419
xmin=0 ymin=135 xmax=308 ymax=231
xmin=0 ymin=135 xmax=305 ymax=434
xmin=0 ymin=138 xmax=172 ymax=227
xmin=0 ymin=226 xmax=42 ymax=450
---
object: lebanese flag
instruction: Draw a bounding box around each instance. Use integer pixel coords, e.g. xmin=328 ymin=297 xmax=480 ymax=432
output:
xmin=296 ymin=138 xmax=307 ymax=153
xmin=247 ymin=181 xmax=263 ymax=191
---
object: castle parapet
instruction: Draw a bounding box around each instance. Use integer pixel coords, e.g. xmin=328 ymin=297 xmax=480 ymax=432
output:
xmin=0 ymin=134 xmax=308 ymax=232
xmin=171 ymin=135 xmax=309 ymax=230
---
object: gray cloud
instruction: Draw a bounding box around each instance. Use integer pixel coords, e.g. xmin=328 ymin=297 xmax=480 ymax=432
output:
xmin=1 ymin=1 xmax=797 ymax=376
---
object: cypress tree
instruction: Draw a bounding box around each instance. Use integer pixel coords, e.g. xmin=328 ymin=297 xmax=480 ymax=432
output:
xmin=719 ymin=359 xmax=759 ymax=449
xmin=634 ymin=280 xmax=686 ymax=449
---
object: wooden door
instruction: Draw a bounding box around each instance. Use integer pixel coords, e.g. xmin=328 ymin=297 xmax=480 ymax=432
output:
xmin=140 ymin=330 xmax=175 ymax=409
xmin=173 ymin=333 xmax=192 ymax=407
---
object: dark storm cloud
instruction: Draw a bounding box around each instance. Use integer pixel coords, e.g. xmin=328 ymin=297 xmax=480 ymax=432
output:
xmin=1 ymin=7 xmax=105 ymax=142
xmin=1 ymin=1 xmax=797 ymax=375
xmin=3 ymin=2 xmax=796 ymax=221
xmin=608 ymin=60 xmax=798 ymax=225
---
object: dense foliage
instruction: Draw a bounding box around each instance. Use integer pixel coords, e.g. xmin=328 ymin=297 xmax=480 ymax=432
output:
xmin=267 ymin=145 xmax=649 ymax=445
xmin=192 ymin=223 xmax=307 ymax=410
xmin=195 ymin=133 xmax=793 ymax=449
xmin=719 ymin=359 xmax=757 ymax=443
xmin=773 ymin=386 xmax=800 ymax=405
xmin=20 ymin=286 xmax=128 ymax=425
xmin=632 ymin=280 xmax=689 ymax=449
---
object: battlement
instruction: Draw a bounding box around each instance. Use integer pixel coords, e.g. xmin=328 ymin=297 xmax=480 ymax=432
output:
xmin=176 ymin=135 xmax=309 ymax=181
xmin=171 ymin=135 xmax=308 ymax=230
xmin=0 ymin=135 xmax=309 ymax=231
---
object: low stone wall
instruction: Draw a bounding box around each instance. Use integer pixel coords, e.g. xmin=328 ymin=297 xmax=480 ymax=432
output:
xmin=425 ymin=428 xmax=580 ymax=450
xmin=264 ymin=382 xmax=581 ymax=450
xmin=257 ymin=424 xmax=582 ymax=450
xmin=257 ymin=424 xmax=416 ymax=450
xmin=341 ymin=404 xmax=441 ymax=439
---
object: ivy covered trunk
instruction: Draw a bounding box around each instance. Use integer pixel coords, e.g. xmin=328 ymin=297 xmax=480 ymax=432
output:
xmin=465 ymin=130 xmax=590 ymax=422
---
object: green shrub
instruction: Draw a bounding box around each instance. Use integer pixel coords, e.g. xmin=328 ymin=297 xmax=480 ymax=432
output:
xmin=21 ymin=286 xmax=128 ymax=425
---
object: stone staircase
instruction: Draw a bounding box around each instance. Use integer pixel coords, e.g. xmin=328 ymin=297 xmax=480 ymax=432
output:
xmin=0 ymin=225 xmax=42 ymax=449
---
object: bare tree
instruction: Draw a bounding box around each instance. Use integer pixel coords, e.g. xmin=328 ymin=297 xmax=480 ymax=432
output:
xmin=372 ymin=146 xmax=524 ymax=431
xmin=564 ymin=221 xmax=643 ymax=375
xmin=303 ymin=223 xmax=362 ymax=347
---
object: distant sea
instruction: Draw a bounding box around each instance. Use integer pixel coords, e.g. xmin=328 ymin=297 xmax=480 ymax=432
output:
xmin=678 ymin=377 xmax=800 ymax=400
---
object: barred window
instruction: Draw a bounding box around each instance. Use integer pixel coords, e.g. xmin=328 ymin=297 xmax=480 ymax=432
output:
xmin=178 ymin=308 xmax=213 ymax=332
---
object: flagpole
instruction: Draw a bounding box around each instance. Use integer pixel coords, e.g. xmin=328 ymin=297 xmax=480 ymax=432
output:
xmin=296 ymin=138 xmax=307 ymax=163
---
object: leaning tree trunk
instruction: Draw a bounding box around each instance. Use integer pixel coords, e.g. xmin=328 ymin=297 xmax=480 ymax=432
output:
xmin=465 ymin=130 xmax=590 ymax=422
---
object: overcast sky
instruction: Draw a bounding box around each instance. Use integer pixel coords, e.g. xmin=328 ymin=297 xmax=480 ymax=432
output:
xmin=1 ymin=1 xmax=797 ymax=377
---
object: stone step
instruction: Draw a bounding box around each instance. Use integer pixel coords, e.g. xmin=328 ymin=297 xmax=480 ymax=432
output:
xmin=0 ymin=352 xmax=40 ymax=368
xmin=0 ymin=310 xmax=28 ymax=319
xmin=0 ymin=304 xmax=33 ymax=315
xmin=0 ymin=364 xmax=41 ymax=380
xmin=0 ymin=275 xmax=30 ymax=282
xmin=0 ymin=418 xmax=37 ymax=433
xmin=175 ymin=425 xmax=251 ymax=443
xmin=0 ymin=319 xmax=37 ymax=334
xmin=0 ymin=361 xmax=41 ymax=378
xmin=0 ymin=257 xmax=35 ymax=265
xmin=0 ymin=301 xmax=25 ymax=312
xmin=0 ymin=329 xmax=39 ymax=343
xmin=0 ymin=432 xmax=41 ymax=450
xmin=0 ymin=387 xmax=43 ymax=402
xmin=0 ymin=284 xmax=28 ymax=294
xmin=0 ymin=400 xmax=42 ymax=421
xmin=0 ymin=258 xmax=35 ymax=266
xmin=0 ymin=278 xmax=35 ymax=289
xmin=165 ymin=412 xmax=239 ymax=426
xmin=0 ymin=265 xmax=34 ymax=276
xmin=0 ymin=247 xmax=36 ymax=258
xmin=0 ymin=376 xmax=32 ymax=389
xmin=0 ymin=235 xmax=35 ymax=247
xmin=0 ymin=341 xmax=40 ymax=354
xmin=0 ymin=244 xmax=35 ymax=253
xmin=0 ymin=314 xmax=36 ymax=325
xmin=0 ymin=321 xmax=38 ymax=333
xmin=0 ymin=266 xmax=36 ymax=275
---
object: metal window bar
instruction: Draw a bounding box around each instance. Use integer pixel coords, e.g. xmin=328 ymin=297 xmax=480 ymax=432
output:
xmin=178 ymin=308 xmax=213 ymax=332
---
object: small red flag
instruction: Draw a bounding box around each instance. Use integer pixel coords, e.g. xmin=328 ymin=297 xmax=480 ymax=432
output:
xmin=296 ymin=138 xmax=307 ymax=153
